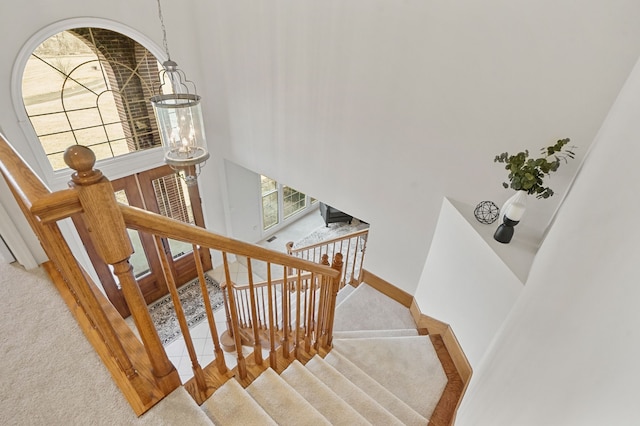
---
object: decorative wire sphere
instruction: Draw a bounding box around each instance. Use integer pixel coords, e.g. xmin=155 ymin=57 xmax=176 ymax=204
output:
xmin=474 ymin=201 xmax=500 ymax=224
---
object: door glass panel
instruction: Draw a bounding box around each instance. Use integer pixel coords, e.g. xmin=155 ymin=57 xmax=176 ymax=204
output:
xmin=114 ymin=189 xmax=151 ymax=277
xmin=151 ymin=172 xmax=195 ymax=260
xmin=128 ymin=230 xmax=151 ymax=278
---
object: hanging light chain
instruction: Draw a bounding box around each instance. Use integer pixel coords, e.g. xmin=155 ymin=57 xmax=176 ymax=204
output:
xmin=156 ymin=0 xmax=171 ymax=60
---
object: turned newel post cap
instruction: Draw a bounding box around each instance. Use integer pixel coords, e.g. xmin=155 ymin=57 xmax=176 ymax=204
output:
xmin=63 ymin=145 xmax=103 ymax=185
xmin=331 ymin=252 xmax=343 ymax=269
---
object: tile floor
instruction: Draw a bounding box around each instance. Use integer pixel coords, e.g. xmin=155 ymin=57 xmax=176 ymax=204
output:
xmin=166 ymin=209 xmax=326 ymax=381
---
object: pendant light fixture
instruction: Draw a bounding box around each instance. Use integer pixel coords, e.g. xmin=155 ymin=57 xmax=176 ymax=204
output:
xmin=150 ymin=0 xmax=209 ymax=186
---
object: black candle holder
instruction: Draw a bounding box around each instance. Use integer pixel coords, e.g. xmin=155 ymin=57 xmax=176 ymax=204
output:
xmin=494 ymin=216 xmax=520 ymax=244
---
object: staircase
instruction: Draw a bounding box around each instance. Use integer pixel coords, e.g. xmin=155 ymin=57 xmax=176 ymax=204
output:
xmin=202 ymin=282 xmax=448 ymax=425
xmin=0 ymin=134 xmax=469 ymax=424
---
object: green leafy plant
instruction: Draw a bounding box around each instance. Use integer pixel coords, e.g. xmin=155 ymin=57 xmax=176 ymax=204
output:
xmin=494 ymin=138 xmax=576 ymax=199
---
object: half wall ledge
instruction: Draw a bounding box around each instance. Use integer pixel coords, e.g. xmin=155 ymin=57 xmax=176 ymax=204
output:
xmin=447 ymin=198 xmax=542 ymax=284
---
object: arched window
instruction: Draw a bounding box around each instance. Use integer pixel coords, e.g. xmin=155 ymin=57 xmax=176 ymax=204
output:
xmin=21 ymin=27 xmax=162 ymax=170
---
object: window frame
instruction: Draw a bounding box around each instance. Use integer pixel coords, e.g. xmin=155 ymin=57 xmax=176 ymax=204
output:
xmin=11 ymin=17 xmax=167 ymax=189
xmin=259 ymin=175 xmax=317 ymax=236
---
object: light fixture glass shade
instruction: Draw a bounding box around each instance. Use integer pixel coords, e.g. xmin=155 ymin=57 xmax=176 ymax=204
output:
xmin=151 ymin=61 xmax=209 ymax=172
xmin=151 ymin=92 xmax=209 ymax=167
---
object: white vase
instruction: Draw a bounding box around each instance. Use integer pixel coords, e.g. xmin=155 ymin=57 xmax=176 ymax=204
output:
xmin=495 ymin=190 xmax=528 ymax=244
xmin=500 ymin=190 xmax=528 ymax=222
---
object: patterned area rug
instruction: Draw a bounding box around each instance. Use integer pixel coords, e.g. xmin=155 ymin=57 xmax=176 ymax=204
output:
xmin=148 ymin=274 xmax=224 ymax=346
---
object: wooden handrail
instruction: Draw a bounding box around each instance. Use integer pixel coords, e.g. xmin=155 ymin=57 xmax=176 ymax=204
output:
xmin=288 ymin=228 xmax=369 ymax=254
xmin=0 ymin=132 xmax=51 ymax=210
xmin=120 ymin=204 xmax=340 ymax=280
xmin=221 ymin=272 xmax=314 ymax=292
xmin=0 ymin=135 xmax=344 ymax=413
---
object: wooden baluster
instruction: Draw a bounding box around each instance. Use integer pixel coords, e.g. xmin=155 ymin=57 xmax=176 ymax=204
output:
xmin=222 ymin=252 xmax=247 ymax=378
xmin=281 ymin=266 xmax=290 ymax=358
xmin=192 ymin=244 xmax=227 ymax=374
xmin=220 ymin=282 xmax=233 ymax=340
xmin=63 ymin=146 xmax=179 ymax=393
xmin=332 ymin=242 xmax=338 ymax=265
xmin=243 ymin=290 xmax=252 ymax=328
xmin=302 ymin=274 xmax=308 ymax=326
xmin=154 ymin=235 xmax=207 ymax=398
xmin=266 ymin=263 xmax=278 ymax=369
xmin=305 ymin=272 xmax=316 ymax=353
xmin=346 ymin=237 xmax=355 ymax=285
xmin=259 ymin=286 xmax=267 ymax=329
xmin=357 ymin=235 xmax=367 ymax=283
xmin=237 ymin=290 xmax=246 ymax=327
xmin=339 ymin=238 xmax=349 ymax=285
xmin=314 ymin=254 xmax=330 ymax=350
xmin=317 ymin=275 xmax=330 ymax=349
xmin=243 ymin=290 xmax=251 ymax=328
xmin=325 ymin=253 xmax=344 ymax=348
xmin=246 ymin=258 xmax=263 ymax=365
xmin=294 ymin=269 xmax=302 ymax=359
xmin=273 ymin=274 xmax=280 ymax=335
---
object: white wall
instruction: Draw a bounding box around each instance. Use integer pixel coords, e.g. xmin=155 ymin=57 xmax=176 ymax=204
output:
xmin=457 ymin=51 xmax=640 ymax=425
xmin=414 ymin=198 xmax=524 ymax=367
xmin=1 ymin=1 xmax=640 ymax=293
xmin=195 ymin=0 xmax=640 ymax=293
xmin=224 ymin=159 xmax=263 ymax=242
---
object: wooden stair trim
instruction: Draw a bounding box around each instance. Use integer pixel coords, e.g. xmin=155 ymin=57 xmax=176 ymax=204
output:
xmin=428 ymin=334 xmax=466 ymax=426
xmin=357 ymin=269 xmax=472 ymax=425
xmin=410 ymin=300 xmax=472 ymax=425
xmin=359 ymin=269 xmax=413 ymax=307
xmin=42 ymin=261 xmax=177 ymax=416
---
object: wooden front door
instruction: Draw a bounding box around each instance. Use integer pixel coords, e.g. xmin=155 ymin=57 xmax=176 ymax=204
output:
xmin=73 ymin=165 xmax=212 ymax=317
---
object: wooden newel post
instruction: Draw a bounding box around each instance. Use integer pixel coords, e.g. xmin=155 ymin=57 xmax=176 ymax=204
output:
xmin=64 ymin=146 xmax=180 ymax=393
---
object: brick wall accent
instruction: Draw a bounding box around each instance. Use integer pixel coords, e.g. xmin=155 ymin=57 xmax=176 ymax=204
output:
xmin=69 ymin=28 xmax=162 ymax=152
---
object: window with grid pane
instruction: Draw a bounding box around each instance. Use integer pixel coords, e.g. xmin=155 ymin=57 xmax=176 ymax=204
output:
xmin=21 ymin=28 xmax=162 ymax=171
xmin=261 ymin=176 xmax=279 ymax=230
xmin=283 ymin=185 xmax=306 ymax=218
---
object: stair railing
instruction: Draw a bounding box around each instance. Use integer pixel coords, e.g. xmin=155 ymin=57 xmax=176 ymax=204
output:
xmin=287 ymin=227 xmax=368 ymax=287
xmin=220 ymin=254 xmax=343 ymax=359
xmin=0 ymin=138 xmax=342 ymax=413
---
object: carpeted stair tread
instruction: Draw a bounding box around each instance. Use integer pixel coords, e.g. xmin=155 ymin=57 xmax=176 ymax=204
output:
xmin=201 ymin=378 xmax=276 ymax=425
xmin=247 ymin=368 xmax=331 ymax=426
xmin=333 ymin=328 xmax=419 ymax=339
xmin=325 ymin=350 xmax=428 ymax=425
xmin=335 ymin=284 xmax=356 ymax=308
xmin=332 ymin=335 xmax=448 ymax=420
xmin=333 ymin=284 xmax=416 ymax=331
xmin=280 ymin=360 xmax=370 ymax=426
xmin=305 ymin=355 xmax=405 ymax=426
xmin=143 ymin=387 xmax=215 ymax=425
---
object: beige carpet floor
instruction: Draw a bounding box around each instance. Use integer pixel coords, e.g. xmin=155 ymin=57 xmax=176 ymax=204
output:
xmin=0 ymin=261 xmax=211 ymax=425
